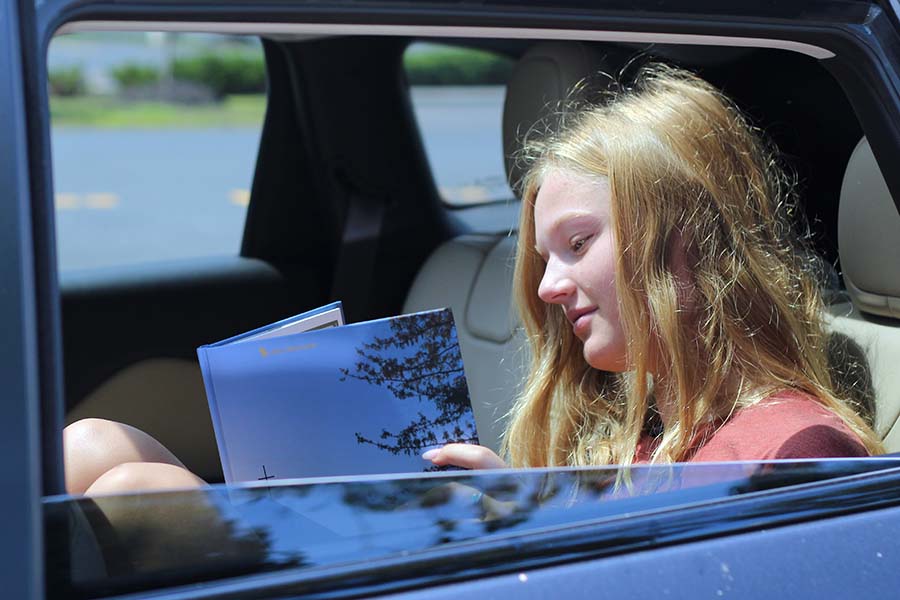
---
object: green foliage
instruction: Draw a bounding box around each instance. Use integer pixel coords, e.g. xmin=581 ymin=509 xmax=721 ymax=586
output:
xmin=48 ymin=66 xmax=86 ymax=97
xmin=172 ymin=52 xmax=267 ymax=98
xmin=110 ymin=63 xmax=160 ymax=89
xmin=50 ymin=95 xmax=266 ymax=128
xmin=404 ymin=48 xmax=513 ymax=86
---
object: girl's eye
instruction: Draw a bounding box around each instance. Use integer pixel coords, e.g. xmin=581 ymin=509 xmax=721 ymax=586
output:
xmin=570 ymin=235 xmax=594 ymax=254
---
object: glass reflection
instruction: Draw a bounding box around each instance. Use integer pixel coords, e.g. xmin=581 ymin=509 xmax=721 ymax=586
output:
xmin=45 ymin=458 xmax=900 ymax=598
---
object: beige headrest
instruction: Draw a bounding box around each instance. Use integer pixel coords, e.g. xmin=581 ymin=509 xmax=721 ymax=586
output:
xmin=502 ymin=42 xmax=615 ymax=194
xmin=466 ymin=235 xmax=518 ymax=343
xmin=839 ymin=137 xmax=900 ymax=319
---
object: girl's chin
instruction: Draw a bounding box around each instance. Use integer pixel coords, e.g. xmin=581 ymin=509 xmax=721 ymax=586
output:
xmin=582 ymin=343 xmax=627 ymax=373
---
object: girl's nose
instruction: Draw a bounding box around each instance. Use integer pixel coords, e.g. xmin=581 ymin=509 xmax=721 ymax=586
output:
xmin=538 ymin=261 xmax=576 ymax=304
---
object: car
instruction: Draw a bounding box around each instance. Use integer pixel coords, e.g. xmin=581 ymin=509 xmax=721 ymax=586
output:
xmin=4 ymin=0 xmax=900 ymax=597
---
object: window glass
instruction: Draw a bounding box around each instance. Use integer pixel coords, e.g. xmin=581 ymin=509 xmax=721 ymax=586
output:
xmin=404 ymin=42 xmax=515 ymax=206
xmin=48 ymin=32 xmax=265 ymax=271
xmin=44 ymin=460 xmax=899 ymax=597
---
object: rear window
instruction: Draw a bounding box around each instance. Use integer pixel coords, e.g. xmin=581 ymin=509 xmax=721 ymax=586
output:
xmin=48 ymin=32 xmax=265 ymax=271
xmin=403 ymin=42 xmax=515 ymax=206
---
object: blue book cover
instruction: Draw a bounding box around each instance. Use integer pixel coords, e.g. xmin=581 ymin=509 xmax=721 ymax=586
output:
xmin=197 ymin=304 xmax=479 ymax=483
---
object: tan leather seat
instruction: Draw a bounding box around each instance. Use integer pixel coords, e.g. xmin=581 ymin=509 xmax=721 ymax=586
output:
xmin=831 ymin=137 xmax=900 ymax=450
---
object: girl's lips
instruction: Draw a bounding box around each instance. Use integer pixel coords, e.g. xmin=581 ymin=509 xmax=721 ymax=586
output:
xmin=572 ymin=308 xmax=597 ymax=334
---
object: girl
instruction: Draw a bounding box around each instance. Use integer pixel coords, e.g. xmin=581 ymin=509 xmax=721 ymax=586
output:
xmin=425 ymin=64 xmax=882 ymax=470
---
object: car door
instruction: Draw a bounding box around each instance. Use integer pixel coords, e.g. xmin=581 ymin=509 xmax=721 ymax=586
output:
xmin=29 ymin=1 xmax=900 ymax=599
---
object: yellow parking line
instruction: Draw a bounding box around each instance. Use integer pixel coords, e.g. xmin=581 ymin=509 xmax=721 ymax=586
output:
xmin=230 ymin=189 xmax=250 ymax=207
xmin=55 ymin=193 xmax=79 ymax=210
xmin=55 ymin=193 xmax=121 ymax=210
xmin=85 ymin=193 xmax=119 ymax=209
xmin=440 ymin=184 xmax=491 ymax=205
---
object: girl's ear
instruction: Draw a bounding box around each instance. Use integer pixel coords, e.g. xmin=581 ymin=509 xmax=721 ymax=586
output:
xmin=666 ymin=228 xmax=698 ymax=309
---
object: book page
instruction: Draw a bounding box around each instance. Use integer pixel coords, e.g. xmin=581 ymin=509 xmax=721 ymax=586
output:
xmin=244 ymin=306 xmax=344 ymax=342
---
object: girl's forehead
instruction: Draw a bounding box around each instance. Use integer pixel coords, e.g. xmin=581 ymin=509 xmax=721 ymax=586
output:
xmin=533 ymin=170 xmax=612 ymax=218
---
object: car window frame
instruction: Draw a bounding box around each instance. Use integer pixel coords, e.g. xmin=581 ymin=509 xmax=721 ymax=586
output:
xmin=1 ymin=0 xmax=55 ymax=596
xmin=18 ymin=2 xmax=900 ymax=599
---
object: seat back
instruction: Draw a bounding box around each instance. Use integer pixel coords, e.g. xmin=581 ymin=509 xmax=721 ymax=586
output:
xmin=833 ymin=137 xmax=900 ymax=450
xmin=404 ymin=234 xmax=522 ymax=452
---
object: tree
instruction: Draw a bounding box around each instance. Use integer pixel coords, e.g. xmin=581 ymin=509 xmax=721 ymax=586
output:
xmin=340 ymin=309 xmax=477 ymax=456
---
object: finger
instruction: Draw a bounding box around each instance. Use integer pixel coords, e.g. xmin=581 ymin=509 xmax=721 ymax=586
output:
xmin=427 ymin=444 xmax=506 ymax=469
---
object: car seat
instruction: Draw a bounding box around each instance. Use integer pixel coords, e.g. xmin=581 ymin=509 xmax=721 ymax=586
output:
xmin=831 ymin=137 xmax=900 ymax=450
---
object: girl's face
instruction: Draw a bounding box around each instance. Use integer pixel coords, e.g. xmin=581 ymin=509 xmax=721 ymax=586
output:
xmin=534 ymin=169 xmax=627 ymax=372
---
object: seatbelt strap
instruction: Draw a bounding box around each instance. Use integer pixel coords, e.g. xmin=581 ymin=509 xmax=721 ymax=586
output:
xmin=330 ymin=185 xmax=386 ymax=322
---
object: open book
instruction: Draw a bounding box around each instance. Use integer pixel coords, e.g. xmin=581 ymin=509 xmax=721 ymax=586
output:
xmin=197 ymin=302 xmax=479 ymax=483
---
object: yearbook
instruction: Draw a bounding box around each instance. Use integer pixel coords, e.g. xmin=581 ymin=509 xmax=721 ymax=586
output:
xmin=197 ymin=302 xmax=479 ymax=483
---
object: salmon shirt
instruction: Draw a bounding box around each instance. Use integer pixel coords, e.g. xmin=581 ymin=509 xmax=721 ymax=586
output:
xmin=635 ymin=390 xmax=869 ymax=463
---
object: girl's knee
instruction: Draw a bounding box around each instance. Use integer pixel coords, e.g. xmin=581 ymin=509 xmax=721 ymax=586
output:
xmin=64 ymin=418 xmax=188 ymax=495
xmin=64 ymin=418 xmax=125 ymax=495
xmin=85 ymin=462 xmax=205 ymax=496
xmin=64 ymin=417 xmax=116 ymax=449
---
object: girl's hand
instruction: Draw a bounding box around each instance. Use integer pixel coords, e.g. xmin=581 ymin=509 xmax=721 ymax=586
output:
xmin=422 ymin=443 xmax=507 ymax=470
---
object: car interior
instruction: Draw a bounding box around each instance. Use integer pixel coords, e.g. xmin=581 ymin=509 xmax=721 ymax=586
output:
xmin=55 ymin=31 xmax=900 ymax=488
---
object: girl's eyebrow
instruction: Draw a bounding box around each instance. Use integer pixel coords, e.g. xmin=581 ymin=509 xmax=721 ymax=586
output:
xmin=534 ymin=212 xmax=599 ymax=259
xmin=549 ymin=210 xmax=599 ymax=233
xmin=544 ymin=212 xmax=602 ymax=245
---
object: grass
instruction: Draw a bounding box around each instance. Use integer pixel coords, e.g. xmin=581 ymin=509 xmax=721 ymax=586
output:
xmin=403 ymin=46 xmax=513 ymax=85
xmin=49 ymin=94 xmax=267 ymax=128
xmin=49 ymin=45 xmax=509 ymax=126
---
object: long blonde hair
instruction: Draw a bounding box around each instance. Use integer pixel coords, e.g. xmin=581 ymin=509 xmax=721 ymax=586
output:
xmin=502 ymin=64 xmax=883 ymax=467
